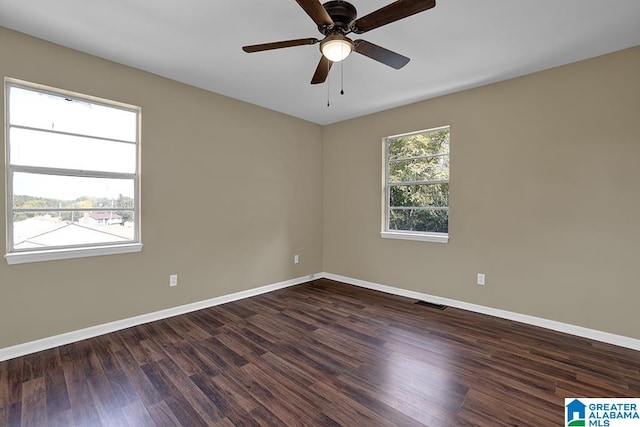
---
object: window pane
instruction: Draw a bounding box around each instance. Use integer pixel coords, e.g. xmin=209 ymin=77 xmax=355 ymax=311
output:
xmin=10 ymin=128 xmax=136 ymax=173
xmin=13 ymin=210 xmax=134 ymax=250
xmin=390 ymin=184 xmax=449 ymax=208
xmin=388 ymin=129 xmax=449 ymax=161
xmin=9 ymin=86 xmax=137 ymax=142
xmin=389 ymin=156 xmax=449 ymax=182
xmin=13 ymin=173 xmax=135 ymax=207
xmin=389 ymin=209 xmax=448 ymax=233
xmin=6 ymin=81 xmax=141 ymax=257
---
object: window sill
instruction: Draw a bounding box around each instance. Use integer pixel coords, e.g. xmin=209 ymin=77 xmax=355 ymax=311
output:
xmin=5 ymin=243 xmax=143 ymax=265
xmin=380 ymin=231 xmax=448 ymax=243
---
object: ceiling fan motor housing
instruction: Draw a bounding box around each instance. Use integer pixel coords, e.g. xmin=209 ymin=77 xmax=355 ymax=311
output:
xmin=321 ymin=1 xmax=357 ymax=33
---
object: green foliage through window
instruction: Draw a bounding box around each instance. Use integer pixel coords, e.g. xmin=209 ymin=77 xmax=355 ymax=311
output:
xmin=385 ymin=127 xmax=450 ymax=234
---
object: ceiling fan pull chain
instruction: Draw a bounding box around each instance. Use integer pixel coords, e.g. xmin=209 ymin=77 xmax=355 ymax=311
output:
xmin=327 ymin=71 xmax=331 ymax=107
xmin=340 ymin=58 xmax=345 ymax=95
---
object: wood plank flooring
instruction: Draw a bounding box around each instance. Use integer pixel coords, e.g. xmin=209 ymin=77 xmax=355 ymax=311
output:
xmin=1 ymin=278 xmax=638 ymax=426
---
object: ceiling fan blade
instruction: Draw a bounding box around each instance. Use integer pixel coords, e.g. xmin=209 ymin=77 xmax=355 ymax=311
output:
xmin=354 ymin=40 xmax=410 ymax=69
xmin=352 ymin=0 xmax=436 ymax=34
xmin=311 ymin=56 xmax=333 ymax=84
xmin=242 ymin=38 xmax=319 ymax=53
xmin=295 ymin=0 xmax=334 ymax=27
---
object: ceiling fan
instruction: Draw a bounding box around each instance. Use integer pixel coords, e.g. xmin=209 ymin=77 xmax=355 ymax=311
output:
xmin=242 ymin=0 xmax=436 ymax=84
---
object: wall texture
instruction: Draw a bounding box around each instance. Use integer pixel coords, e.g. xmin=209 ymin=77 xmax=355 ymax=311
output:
xmin=2 ymin=25 xmax=639 ymax=350
xmin=323 ymin=46 xmax=640 ymax=340
xmin=0 ymin=27 xmax=324 ymax=349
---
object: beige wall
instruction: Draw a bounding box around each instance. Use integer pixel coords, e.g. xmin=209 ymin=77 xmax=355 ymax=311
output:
xmin=0 ymin=27 xmax=324 ymax=349
xmin=323 ymin=45 xmax=640 ymax=340
xmin=2 ymin=25 xmax=639 ymax=350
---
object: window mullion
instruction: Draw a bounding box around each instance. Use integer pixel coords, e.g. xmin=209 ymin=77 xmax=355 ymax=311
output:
xmin=388 ymin=153 xmax=449 ymax=163
xmin=13 ymin=208 xmax=133 ymax=213
xmin=388 ymin=179 xmax=448 ymax=187
xmin=10 ymin=165 xmax=135 ymax=180
xmin=8 ymin=124 xmax=137 ymax=145
xmin=389 ymin=206 xmax=448 ymax=211
xmin=385 ymin=140 xmax=391 ymax=231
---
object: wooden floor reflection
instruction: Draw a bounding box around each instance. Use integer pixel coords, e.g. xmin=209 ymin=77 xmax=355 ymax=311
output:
xmin=1 ymin=278 xmax=638 ymax=426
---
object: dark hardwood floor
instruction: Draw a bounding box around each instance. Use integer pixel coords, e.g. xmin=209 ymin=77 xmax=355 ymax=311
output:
xmin=1 ymin=279 xmax=638 ymax=426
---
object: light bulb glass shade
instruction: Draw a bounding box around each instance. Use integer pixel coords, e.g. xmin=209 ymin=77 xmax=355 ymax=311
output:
xmin=320 ymin=36 xmax=354 ymax=62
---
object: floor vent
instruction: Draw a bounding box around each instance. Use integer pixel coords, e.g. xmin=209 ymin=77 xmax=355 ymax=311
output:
xmin=415 ymin=300 xmax=448 ymax=310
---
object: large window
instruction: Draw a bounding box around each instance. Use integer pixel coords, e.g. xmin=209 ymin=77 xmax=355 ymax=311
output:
xmin=4 ymin=79 xmax=142 ymax=264
xmin=382 ymin=126 xmax=450 ymax=243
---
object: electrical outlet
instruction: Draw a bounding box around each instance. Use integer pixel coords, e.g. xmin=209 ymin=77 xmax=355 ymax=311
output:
xmin=169 ymin=274 xmax=178 ymax=287
xmin=294 ymin=254 xmax=299 ymax=264
xmin=477 ymin=273 xmax=485 ymax=286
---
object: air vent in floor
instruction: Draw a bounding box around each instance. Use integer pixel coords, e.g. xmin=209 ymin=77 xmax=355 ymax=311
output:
xmin=415 ymin=300 xmax=447 ymax=310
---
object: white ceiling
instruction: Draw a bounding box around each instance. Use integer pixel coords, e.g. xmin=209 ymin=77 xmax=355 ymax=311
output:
xmin=1 ymin=0 xmax=639 ymax=125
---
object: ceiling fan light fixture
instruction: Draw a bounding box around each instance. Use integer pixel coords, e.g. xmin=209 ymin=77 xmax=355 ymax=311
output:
xmin=320 ymin=35 xmax=354 ymax=62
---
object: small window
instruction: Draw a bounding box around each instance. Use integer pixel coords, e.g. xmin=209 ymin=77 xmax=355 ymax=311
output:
xmin=4 ymin=79 xmax=142 ymax=264
xmin=382 ymin=126 xmax=450 ymax=243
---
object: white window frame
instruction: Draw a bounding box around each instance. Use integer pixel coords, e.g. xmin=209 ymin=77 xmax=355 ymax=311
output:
xmin=381 ymin=125 xmax=450 ymax=243
xmin=4 ymin=78 xmax=142 ymax=264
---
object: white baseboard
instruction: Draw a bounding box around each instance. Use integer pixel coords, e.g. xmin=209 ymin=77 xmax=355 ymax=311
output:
xmin=2 ymin=271 xmax=638 ymax=362
xmin=0 ymin=273 xmax=314 ymax=362
xmin=319 ymin=272 xmax=640 ymax=352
